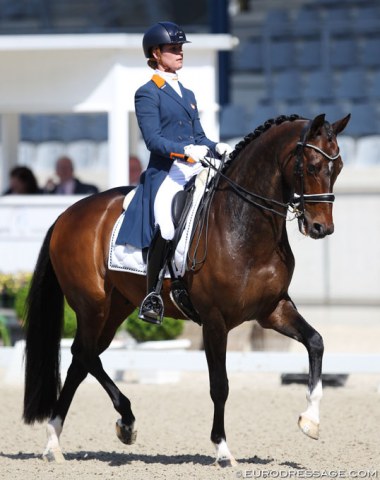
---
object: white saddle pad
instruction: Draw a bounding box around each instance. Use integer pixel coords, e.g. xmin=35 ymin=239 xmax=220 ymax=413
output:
xmin=108 ymin=167 xmax=211 ymax=277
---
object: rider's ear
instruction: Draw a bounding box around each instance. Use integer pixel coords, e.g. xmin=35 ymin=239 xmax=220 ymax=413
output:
xmin=331 ymin=114 xmax=351 ymax=136
xmin=306 ymin=114 xmax=326 ymax=139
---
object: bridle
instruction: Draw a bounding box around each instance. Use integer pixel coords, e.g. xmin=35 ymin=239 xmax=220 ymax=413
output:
xmin=203 ymin=121 xmax=340 ymax=221
xmin=291 ymin=123 xmax=340 ymax=219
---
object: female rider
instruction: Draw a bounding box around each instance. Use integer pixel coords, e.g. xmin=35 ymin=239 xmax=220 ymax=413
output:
xmin=116 ymin=21 xmax=232 ymax=323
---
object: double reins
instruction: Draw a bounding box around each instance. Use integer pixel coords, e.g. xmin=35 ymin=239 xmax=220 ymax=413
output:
xmin=203 ymin=121 xmax=340 ymax=220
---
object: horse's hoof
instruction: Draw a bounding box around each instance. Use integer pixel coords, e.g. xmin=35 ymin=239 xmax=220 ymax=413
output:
xmin=42 ymin=447 xmax=65 ymax=463
xmin=213 ymin=458 xmax=238 ymax=468
xmin=298 ymin=415 xmax=319 ymax=440
xmin=115 ymin=419 xmax=137 ymax=445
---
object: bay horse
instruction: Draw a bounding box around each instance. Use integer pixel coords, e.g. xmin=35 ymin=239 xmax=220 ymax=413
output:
xmin=23 ymin=113 xmax=350 ymax=466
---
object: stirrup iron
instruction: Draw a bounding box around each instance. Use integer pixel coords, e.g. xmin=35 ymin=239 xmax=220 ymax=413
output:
xmin=138 ymin=292 xmax=164 ymax=325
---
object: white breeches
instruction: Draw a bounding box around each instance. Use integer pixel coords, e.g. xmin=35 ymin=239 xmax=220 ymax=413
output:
xmin=154 ymin=159 xmax=204 ymax=240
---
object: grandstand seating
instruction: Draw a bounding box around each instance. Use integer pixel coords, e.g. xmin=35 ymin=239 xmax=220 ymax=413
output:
xmin=368 ymin=70 xmax=380 ymax=99
xmin=329 ymin=38 xmax=359 ymax=70
xmin=247 ymin=101 xmax=280 ymax=130
xmin=292 ymin=7 xmax=322 ymax=37
xmin=303 ymin=70 xmax=335 ymax=102
xmin=296 ymin=38 xmax=323 ymax=71
xmin=13 ymin=0 xmax=380 ymax=171
xmin=360 ymin=37 xmax=380 ymax=69
xmin=352 ymin=5 xmax=380 ymax=34
xmin=232 ymin=38 xmax=264 ymax=72
xmin=267 ymin=39 xmax=297 ymax=71
xmin=272 ymin=70 xmax=303 ymax=102
xmin=219 ymin=104 xmax=249 ymax=140
xmin=334 ymin=68 xmax=369 ymax=102
xmin=342 ymin=102 xmax=379 ymax=137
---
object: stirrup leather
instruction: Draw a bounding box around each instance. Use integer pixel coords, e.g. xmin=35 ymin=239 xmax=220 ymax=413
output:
xmin=138 ymin=292 xmax=164 ymax=325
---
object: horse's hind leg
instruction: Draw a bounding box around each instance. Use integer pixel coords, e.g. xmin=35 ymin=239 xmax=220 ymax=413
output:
xmin=44 ymin=291 xmax=136 ymax=461
xmin=43 ymin=356 xmax=88 ymax=462
xmin=203 ymin=320 xmax=237 ymax=467
xmin=89 ymin=289 xmax=137 ymax=446
xmin=258 ymin=297 xmax=324 ymax=440
xmin=87 ymin=355 xmax=137 ymax=445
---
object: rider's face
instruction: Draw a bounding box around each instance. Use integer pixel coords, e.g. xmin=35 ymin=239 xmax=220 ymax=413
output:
xmin=154 ymin=43 xmax=184 ymax=73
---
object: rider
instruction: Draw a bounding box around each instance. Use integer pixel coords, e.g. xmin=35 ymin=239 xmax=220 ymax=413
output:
xmin=116 ymin=21 xmax=232 ymax=324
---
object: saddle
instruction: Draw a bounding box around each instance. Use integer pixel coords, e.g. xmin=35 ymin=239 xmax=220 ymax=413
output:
xmin=166 ymin=176 xmax=202 ymax=324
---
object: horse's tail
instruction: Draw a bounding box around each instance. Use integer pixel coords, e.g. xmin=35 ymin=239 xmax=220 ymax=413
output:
xmin=23 ymin=222 xmax=64 ymax=424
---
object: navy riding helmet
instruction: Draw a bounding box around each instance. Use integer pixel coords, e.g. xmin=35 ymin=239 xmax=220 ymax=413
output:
xmin=142 ymin=21 xmax=191 ymax=58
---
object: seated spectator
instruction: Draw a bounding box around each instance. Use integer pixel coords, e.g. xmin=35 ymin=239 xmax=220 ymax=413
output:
xmin=3 ymin=166 xmax=41 ymax=194
xmin=129 ymin=155 xmax=143 ymax=186
xmin=44 ymin=156 xmax=99 ymax=195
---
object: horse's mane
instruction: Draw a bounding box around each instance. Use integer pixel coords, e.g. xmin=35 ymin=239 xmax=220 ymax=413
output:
xmin=225 ymin=114 xmax=303 ymax=169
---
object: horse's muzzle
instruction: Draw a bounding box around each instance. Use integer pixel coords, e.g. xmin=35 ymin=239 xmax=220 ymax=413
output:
xmin=298 ymin=216 xmax=334 ymax=239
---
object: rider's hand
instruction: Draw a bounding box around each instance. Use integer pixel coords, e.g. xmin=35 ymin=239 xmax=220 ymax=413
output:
xmin=216 ymin=142 xmax=233 ymax=156
xmin=184 ymin=144 xmax=208 ymax=162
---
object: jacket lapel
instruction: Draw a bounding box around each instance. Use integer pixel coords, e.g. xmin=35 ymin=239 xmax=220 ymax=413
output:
xmin=151 ymin=75 xmax=193 ymax=117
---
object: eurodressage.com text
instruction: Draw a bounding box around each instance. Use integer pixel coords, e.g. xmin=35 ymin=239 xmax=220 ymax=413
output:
xmin=236 ymin=470 xmax=378 ymax=479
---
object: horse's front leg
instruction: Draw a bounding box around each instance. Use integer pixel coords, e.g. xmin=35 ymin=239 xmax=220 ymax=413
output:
xmin=258 ymin=296 xmax=324 ymax=440
xmin=203 ymin=321 xmax=237 ymax=467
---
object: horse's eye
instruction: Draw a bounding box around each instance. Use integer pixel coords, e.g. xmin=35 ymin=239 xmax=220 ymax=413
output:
xmin=307 ymin=164 xmax=317 ymax=174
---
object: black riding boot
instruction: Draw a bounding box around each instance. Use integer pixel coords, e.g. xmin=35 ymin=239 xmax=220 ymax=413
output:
xmin=138 ymin=230 xmax=172 ymax=325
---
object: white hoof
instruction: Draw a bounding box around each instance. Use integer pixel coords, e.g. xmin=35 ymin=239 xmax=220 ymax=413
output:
xmin=213 ymin=439 xmax=238 ymax=467
xmin=43 ymin=417 xmax=64 ymax=462
xmin=298 ymin=415 xmax=319 ymax=440
xmin=43 ymin=447 xmax=65 ymax=463
xmin=214 ymin=457 xmax=238 ymax=468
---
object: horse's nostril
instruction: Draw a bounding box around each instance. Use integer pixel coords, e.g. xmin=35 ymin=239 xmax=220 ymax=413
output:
xmin=313 ymin=223 xmax=324 ymax=234
xmin=313 ymin=223 xmax=334 ymax=237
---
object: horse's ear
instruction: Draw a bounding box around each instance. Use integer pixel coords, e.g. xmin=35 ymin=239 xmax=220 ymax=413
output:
xmin=331 ymin=114 xmax=351 ymax=136
xmin=306 ymin=114 xmax=326 ymax=139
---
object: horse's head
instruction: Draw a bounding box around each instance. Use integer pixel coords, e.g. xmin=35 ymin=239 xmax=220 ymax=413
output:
xmin=287 ymin=114 xmax=350 ymax=239
xmin=288 ymin=113 xmax=350 ymax=239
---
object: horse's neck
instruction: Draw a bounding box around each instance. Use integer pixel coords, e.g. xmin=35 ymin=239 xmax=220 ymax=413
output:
xmin=218 ymin=141 xmax=289 ymax=251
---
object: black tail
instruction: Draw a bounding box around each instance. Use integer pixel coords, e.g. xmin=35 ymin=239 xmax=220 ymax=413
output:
xmin=23 ymin=223 xmax=64 ymax=424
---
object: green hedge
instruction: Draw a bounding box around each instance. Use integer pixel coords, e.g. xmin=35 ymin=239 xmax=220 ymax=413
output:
xmin=125 ymin=309 xmax=184 ymax=342
xmin=14 ymin=281 xmax=77 ymax=338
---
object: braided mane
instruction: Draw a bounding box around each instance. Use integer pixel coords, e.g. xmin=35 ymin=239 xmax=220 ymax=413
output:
xmin=226 ymin=114 xmax=303 ymax=168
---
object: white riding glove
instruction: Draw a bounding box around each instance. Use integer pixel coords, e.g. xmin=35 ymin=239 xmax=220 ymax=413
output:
xmin=216 ymin=142 xmax=233 ymax=156
xmin=184 ymin=144 xmax=209 ymax=162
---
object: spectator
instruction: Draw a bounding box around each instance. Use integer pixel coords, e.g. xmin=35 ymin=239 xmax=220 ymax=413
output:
xmin=44 ymin=156 xmax=99 ymax=195
xmin=129 ymin=155 xmax=143 ymax=186
xmin=3 ymin=166 xmax=41 ymax=194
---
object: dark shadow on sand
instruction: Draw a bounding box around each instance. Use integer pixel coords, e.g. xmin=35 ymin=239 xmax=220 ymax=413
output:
xmin=0 ymin=450 xmax=277 ymax=467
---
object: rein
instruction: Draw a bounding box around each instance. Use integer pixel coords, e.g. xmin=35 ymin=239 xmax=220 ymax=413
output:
xmin=204 ymin=122 xmax=340 ymax=220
